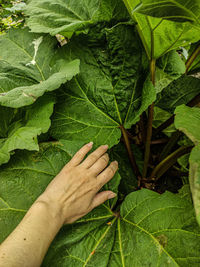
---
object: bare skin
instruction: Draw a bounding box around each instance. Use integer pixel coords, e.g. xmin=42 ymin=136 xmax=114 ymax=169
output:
xmin=0 ymin=143 xmax=118 ymax=267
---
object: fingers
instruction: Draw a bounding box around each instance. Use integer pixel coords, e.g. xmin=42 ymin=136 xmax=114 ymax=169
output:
xmin=91 ymin=191 xmax=117 ymax=209
xmin=81 ymin=145 xmax=109 ymax=168
xmin=96 ymin=161 xmax=118 ymax=190
xmin=89 ymin=153 xmax=109 ymax=175
xmin=68 ymin=142 xmax=93 ymax=166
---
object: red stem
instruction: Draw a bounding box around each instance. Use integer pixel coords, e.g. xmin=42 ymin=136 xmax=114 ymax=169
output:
xmin=143 ymin=59 xmax=156 ymax=178
xmin=120 ymin=126 xmax=142 ymax=182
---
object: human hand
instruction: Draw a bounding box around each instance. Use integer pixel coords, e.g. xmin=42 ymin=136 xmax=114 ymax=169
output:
xmin=36 ymin=143 xmax=118 ymax=225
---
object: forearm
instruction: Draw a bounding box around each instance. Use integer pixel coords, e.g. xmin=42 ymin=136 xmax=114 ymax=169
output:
xmin=0 ymin=200 xmax=62 ymax=267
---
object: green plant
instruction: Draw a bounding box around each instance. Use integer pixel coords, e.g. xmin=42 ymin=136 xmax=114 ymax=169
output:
xmin=0 ymin=0 xmax=26 ymax=34
xmin=0 ymin=0 xmax=200 ymax=265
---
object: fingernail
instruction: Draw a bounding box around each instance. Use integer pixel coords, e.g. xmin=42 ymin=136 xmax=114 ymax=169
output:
xmin=103 ymin=145 xmax=109 ymax=149
xmin=87 ymin=142 xmax=93 ymax=147
xmin=108 ymin=192 xmax=117 ymax=199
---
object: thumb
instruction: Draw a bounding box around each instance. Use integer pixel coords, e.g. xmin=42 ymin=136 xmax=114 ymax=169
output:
xmin=91 ymin=191 xmax=117 ymax=209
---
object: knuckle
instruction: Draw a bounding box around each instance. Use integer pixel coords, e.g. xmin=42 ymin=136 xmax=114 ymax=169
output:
xmin=108 ymin=165 xmax=115 ymax=176
xmin=76 ymin=150 xmax=84 ymax=157
xmin=62 ymin=165 xmax=73 ymax=175
xmin=94 ymin=183 xmax=100 ymax=191
xmin=89 ymin=154 xmax=98 ymax=162
xmin=101 ymin=154 xmax=109 ymax=164
xmin=72 ymin=152 xmax=80 ymax=161
xmin=80 ymin=169 xmax=90 ymax=180
xmin=95 ymin=182 xmax=102 ymax=191
xmin=90 ymin=179 xmax=100 ymax=191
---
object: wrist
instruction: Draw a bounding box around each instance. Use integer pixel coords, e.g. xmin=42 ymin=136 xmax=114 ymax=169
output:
xmin=32 ymin=194 xmax=64 ymax=230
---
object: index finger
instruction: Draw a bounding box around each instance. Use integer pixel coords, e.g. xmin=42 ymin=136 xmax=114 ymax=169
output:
xmin=81 ymin=145 xmax=109 ymax=168
xmin=68 ymin=142 xmax=93 ymax=167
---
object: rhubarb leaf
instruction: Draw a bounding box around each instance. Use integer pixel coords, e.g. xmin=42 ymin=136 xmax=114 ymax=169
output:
xmin=0 ymin=95 xmax=55 ymax=166
xmin=129 ymin=0 xmax=200 ymax=24
xmin=123 ymin=1 xmax=200 ymax=59
xmin=0 ymin=28 xmax=79 ymax=108
xmin=50 ymin=25 xmax=156 ymax=148
xmin=25 ymin=0 xmax=128 ymax=36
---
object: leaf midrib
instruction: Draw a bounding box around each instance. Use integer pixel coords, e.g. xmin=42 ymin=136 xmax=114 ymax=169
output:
xmin=0 ymin=207 xmax=27 ymax=213
xmin=54 ymin=111 xmax=118 ymax=128
xmin=4 ymin=37 xmax=45 ymax=81
xmin=74 ymin=78 xmax=120 ymax=126
xmin=118 ymin=219 xmax=125 ymax=267
xmin=83 ymin=217 xmax=117 ymax=267
xmin=143 ymin=0 xmax=199 ymax=22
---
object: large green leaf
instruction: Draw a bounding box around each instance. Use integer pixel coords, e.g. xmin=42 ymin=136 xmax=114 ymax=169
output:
xmin=44 ymin=188 xmax=200 ymax=266
xmin=25 ymin=0 xmax=128 ymax=36
xmin=0 ymin=96 xmax=55 ymax=166
xmin=129 ymin=0 xmax=200 ymax=24
xmin=175 ymin=105 xmax=200 ymax=145
xmin=50 ymin=25 xmax=156 ymax=148
xmin=0 ymin=143 xmax=199 ymax=266
xmin=175 ymin=105 xmax=200 ymax=225
xmin=189 ymin=145 xmax=200 ymax=226
xmin=157 ymin=76 xmax=200 ymax=113
xmin=123 ymin=1 xmax=200 ymax=59
xmin=0 ymin=28 xmax=80 ymax=108
xmin=0 ymin=141 xmax=120 ymax=242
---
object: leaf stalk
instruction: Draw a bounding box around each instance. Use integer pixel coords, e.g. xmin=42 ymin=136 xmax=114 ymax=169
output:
xmin=154 ymin=93 xmax=200 ymax=135
xmin=151 ymin=146 xmax=193 ymax=180
xmin=185 ymin=44 xmax=200 ymax=74
xmin=159 ymin=131 xmax=182 ymax=162
xmin=120 ymin=126 xmax=142 ymax=182
xmin=143 ymin=58 xmax=156 ymax=178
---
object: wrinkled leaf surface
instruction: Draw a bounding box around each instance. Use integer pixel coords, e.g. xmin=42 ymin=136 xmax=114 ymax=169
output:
xmin=25 ymin=0 xmax=128 ymax=36
xmin=0 ymin=28 xmax=80 ymax=108
xmin=50 ymin=25 xmax=156 ymax=148
xmin=0 ymin=143 xmax=199 ymax=266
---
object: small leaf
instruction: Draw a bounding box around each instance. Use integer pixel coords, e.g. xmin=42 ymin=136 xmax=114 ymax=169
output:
xmin=175 ymin=105 xmax=200 ymax=145
xmin=0 ymin=95 xmax=55 ymax=166
xmin=157 ymin=76 xmax=200 ymax=113
xmin=0 ymin=127 xmax=41 ymax=165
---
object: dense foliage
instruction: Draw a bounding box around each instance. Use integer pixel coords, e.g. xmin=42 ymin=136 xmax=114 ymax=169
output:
xmin=0 ymin=0 xmax=26 ymax=34
xmin=0 ymin=0 xmax=200 ymax=266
